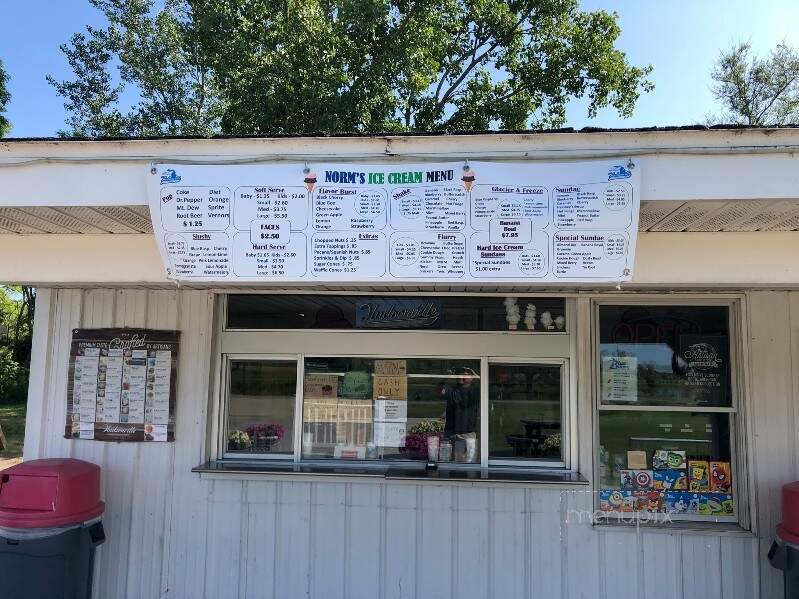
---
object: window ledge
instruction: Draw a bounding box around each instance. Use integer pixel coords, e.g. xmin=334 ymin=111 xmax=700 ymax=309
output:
xmin=592 ymin=518 xmax=753 ymax=537
xmin=193 ymin=460 xmax=589 ymax=486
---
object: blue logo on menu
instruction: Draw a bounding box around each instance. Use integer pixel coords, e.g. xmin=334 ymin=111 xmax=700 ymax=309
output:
xmin=160 ymin=169 xmax=182 ymax=184
xmin=608 ymin=165 xmax=632 ymax=180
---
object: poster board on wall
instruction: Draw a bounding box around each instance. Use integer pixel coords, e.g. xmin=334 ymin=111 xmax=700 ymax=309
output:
xmin=65 ymin=328 xmax=179 ymax=442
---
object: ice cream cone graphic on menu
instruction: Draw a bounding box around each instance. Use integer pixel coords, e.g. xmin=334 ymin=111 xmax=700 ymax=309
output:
xmin=462 ymin=167 xmax=476 ymax=192
xmin=304 ymin=170 xmax=317 ymax=194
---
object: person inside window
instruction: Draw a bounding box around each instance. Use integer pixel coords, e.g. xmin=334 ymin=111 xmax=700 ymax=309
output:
xmin=440 ymin=367 xmax=479 ymax=435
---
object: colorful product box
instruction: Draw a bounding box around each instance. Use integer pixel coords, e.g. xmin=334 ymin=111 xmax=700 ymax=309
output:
xmin=599 ymin=489 xmax=635 ymax=512
xmin=688 ymin=460 xmax=710 ymax=492
xmin=653 ymin=450 xmax=687 ymax=470
xmin=620 ymin=469 xmax=653 ymax=491
xmin=627 ymin=450 xmax=648 ymax=469
xmin=634 ymin=490 xmax=664 ymax=512
xmin=710 ymin=461 xmax=732 ymax=492
xmin=697 ymin=493 xmax=734 ymax=516
xmin=665 ymin=491 xmax=702 ymax=514
xmin=653 ymin=469 xmax=687 ymax=490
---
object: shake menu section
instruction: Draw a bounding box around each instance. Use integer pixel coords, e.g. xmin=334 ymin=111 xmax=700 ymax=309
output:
xmin=65 ymin=329 xmax=179 ymax=442
xmin=148 ymin=160 xmax=640 ymax=283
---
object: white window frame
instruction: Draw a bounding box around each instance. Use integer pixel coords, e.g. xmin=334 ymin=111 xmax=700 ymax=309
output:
xmin=591 ymin=297 xmax=749 ymax=527
xmin=486 ymin=357 xmax=569 ymax=469
xmin=212 ymin=293 xmax=577 ymax=471
xmin=220 ymin=353 xmax=301 ymax=461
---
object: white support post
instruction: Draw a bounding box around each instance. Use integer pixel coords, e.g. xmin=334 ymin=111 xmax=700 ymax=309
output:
xmin=22 ymin=288 xmax=54 ymax=461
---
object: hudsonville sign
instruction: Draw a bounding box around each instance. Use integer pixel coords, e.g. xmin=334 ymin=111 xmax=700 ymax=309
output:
xmin=355 ymin=299 xmax=443 ymax=329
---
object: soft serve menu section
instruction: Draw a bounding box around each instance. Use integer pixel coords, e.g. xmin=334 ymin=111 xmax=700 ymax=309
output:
xmin=148 ymin=161 xmax=640 ymax=283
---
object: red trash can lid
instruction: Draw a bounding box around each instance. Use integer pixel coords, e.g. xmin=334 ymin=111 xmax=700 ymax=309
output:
xmin=0 ymin=458 xmax=104 ymax=529
xmin=777 ymin=481 xmax=799 ymax=545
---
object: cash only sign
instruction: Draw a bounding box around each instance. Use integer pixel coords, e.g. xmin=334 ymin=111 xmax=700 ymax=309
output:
xmin=146 ymin=160 xmax=641 ymax=284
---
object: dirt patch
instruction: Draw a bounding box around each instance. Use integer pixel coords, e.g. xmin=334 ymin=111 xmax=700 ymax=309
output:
xmin=0 ymin=457 xmax=22 ymax=471
xmin=0 ymin=403 xmax=26 ymax=459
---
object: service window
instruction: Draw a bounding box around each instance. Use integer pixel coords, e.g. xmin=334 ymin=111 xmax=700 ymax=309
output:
xmin=595 ymin=304 xmax=741 ymax=522
xmin=224 ymin=358 xmax=297 ymax=457
xmin=218 ymin=294 xmax=573 ymax=470
xmin=488 ymin=361 xmax=565 ymax=464
xmin=302 ymin=357 xmax=481 ymax=462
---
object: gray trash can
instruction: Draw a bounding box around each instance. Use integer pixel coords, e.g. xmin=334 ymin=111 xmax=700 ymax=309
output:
xmin=0 ymin=459 xmax=105 ymax=599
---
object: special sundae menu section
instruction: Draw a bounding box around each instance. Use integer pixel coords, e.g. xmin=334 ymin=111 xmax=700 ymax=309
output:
xmin=65 ymin=328 xmax=179 ymax=442
xmin=148 ymin=160 xmax=640 ymax=283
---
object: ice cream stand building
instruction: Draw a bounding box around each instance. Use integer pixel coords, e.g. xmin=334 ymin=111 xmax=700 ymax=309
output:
xmin=2 ymin=127 xmax=799 ymax=598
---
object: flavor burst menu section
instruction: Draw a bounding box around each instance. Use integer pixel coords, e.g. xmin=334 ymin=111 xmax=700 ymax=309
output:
xmin=147 ymin=160 xmax=640 ymax=283
xmin=65 ymin=329 xmax=180 ymax=442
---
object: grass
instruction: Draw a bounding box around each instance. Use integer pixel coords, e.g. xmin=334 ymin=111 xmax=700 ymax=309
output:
xmin=0 ymin=402 xmax=26 ymax=458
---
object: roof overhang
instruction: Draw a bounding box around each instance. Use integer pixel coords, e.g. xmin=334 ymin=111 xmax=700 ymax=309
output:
xmin=0 ymin=130 xmax=797 ymax=288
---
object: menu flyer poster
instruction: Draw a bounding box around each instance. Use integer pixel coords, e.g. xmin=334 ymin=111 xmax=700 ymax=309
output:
xmin=147 ymin=160 xmax=641 ymax=284
xmin=678 ymin=334 xmax=729 ymax=405
xmin=303 ymin=374 xmax=339 ymax=398
xmin=600 ymin=355 xmax=638 ymax=403
xmin=64 ymin=328 xmax=180 ymax=442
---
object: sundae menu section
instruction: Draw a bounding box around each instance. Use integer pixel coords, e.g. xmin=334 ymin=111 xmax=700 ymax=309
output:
xmin=65 ymin=328 xmax=179 ymax=442
xmin=148 ymin=160 xmax=640 ymax=283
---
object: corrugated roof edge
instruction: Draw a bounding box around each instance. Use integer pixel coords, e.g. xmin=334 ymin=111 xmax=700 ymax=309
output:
xmin=3 ymin=123 xmax=799 ymax=142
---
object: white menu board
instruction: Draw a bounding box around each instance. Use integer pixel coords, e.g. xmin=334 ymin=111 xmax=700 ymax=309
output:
xmin=148 ymin=160 xmax=640 ymax=283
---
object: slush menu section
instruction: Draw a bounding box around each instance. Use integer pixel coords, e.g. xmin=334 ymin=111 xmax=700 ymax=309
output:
xmin=65 ymin=329 xmax=179 ymax=442
xmin=148 ymin=160 xmax=640 ymax=283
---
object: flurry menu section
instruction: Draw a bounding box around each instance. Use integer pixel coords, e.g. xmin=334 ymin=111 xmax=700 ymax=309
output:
xmin=147 ymin=160 xmax=641 ymax=284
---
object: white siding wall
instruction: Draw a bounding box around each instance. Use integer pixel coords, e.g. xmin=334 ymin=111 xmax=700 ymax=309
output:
xmin=25 ymin=288 xmax=795 ymax=599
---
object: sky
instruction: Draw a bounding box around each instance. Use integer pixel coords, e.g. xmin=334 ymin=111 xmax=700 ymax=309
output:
xmin=1 ymin=0 xmax=798 ymax=137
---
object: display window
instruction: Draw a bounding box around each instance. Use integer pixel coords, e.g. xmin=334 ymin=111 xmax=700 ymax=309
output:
xmin=224 ymin=359 xmax=297 ymax=456
xmin=218 ymin=294 xmax=572 ymax=469
xmin=488 ymin=362 xmax=564 ymax=462
xmin=302 ymin=357 xmax=481 ymax=462
xmin=595 ymin=302 xmax=742 ymax=523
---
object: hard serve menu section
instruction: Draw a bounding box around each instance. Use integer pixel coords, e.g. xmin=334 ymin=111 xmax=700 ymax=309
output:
xmin=148 ymin=161 xmax=640 ymax=283
xmin=65 ymin=329 xmax=179 ymax=442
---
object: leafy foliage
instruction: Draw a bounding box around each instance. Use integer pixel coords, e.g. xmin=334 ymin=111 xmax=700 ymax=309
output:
xmin=0 ymin=58 xmax=11 ymax=136
xmin=51 ymin=0 xmax=651 ymax=135
xmin=48 ymin=0 xmax=223 ymax=136
xmin=709 ymin=42 xmax=799 ymax=126
xmin=0 ymin=287 xmax=35 ymax=405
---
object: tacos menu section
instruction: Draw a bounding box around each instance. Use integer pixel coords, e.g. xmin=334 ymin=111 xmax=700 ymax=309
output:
xmin=147 ymin=160 xmax=640 ymax=284
xmin=65 ymin=328 xmax=179 ymax=442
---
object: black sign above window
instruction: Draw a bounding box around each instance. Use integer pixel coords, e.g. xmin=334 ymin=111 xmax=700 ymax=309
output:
xmin=226 ymin=294 xmax=566 ymax=332
xmin=355 ymin=299 xmax=443 ymax=329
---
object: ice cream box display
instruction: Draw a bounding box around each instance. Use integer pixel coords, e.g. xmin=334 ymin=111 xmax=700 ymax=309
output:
xmin=599 ymin=489 xmax=636 ymax=512
xmin=653 ymin=469 xmax=687 ymax=490
xmin=633 ymin=490 xmax=664 ymax=512
xmin=664 ymin=491 xmax=735 ymax=516
xmin=664 ymin=491 xmax=702 ymax=515
xmin=710 ymin=461 xmax=732 ymax=492
xmin=698 ymin=493 xmax=734 ymax=516
xmin=626 ymin=450 xmax=648 ymax=470
xmin=653 ymin=450 xmax=686 ymax=470
xmin=620 ymin=469 xmax=653 ymax=491
xmin=688 ymin=460 xmax=710 ymax=492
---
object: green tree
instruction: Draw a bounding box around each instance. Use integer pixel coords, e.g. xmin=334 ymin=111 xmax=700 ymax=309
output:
xmin=48 ymin=0 xmax=223 ymax=136
xmin=710 ymin=42 xmax=799 ymax=126
xmin=0 ymin=287 xmax=34 ymax=404
xmin=0 ymin=58 xmax=11 ymax=136
xmin=52 ymin=0 xmax=651 ymax=136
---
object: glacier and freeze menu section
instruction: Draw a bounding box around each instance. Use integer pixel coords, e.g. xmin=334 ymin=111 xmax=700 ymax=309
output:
xmin=148 ymin=161 xmax=640 ymax=283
